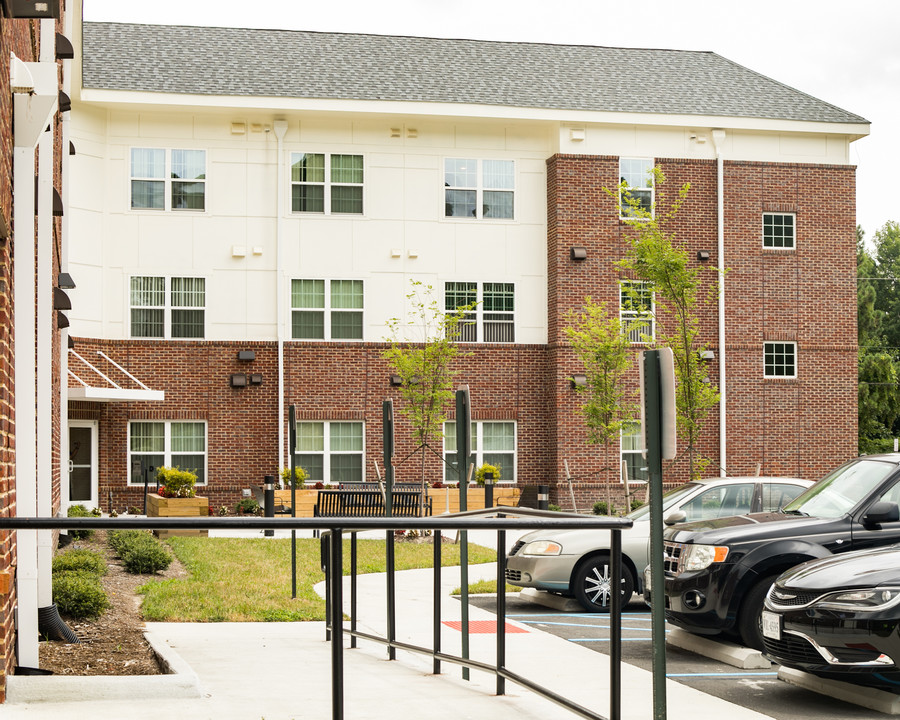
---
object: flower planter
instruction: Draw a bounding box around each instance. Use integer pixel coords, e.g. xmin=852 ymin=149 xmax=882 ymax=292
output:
xmin=427 ymin=486 xmax=520 ymax=514
xmin=146 ymin=493 xmax=209 ymax=538
xmin=271 ymin=489 xmax=320 ymax=517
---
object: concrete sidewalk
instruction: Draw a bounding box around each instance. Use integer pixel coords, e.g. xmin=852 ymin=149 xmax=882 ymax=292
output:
xmin=4 ymin=528 xmax=777 ymax=719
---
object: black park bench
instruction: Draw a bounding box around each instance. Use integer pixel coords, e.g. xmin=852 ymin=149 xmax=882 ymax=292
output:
xmin=313 ymin=489 xmax=433 ymax=521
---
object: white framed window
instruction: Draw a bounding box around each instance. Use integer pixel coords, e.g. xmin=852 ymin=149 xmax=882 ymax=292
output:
xmin=128 ymin=420 xmax=207 ymax=485
xmin=621 ymin=421 xmax=648 ymax=484
xmin=763 ymin=213 xmax=796 ymax=249
xmin=291 ymin=279 xmax=364 ymax=340
xmin=619 ymin=157 xmax=653 ymax=218
xmin=290 ymin=153 xmax=364 ymax=214
xmin=293 ymin=421 xmax=364 ymax=483
xmin=620 ymin=281 xmax=654 ymax=343
xmin=130 ymin=148 xmax=206 ymax=211
xmin=764 ymin=342 xmax=797 ymax=378
xmin=444 ymin=281 xmax=515 ymax=343
xmin=444 ymin=158 xmax=514 ymax=219
xmin=443 ymin=421 xmax=517 ymax=483
xmin=130 ymin=276 xmax=205 ymax=339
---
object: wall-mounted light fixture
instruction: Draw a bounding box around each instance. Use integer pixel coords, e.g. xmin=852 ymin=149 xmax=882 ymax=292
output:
xmin=570 ymin=374 xmax=588 ymax=388
xmin=0 ymin=207 xmax=8 ymax=240
xmin=697 ymin=250 xmax=710 ymax=262
xmin=389 ymin=374 xmax=403 ymax=387
xmin=698 ymin=350 xmax=715 ymax=361
xmin=56 ymin=311 xmax=69 ymax=329
xmin=55 ymin=33 xmax=74 ymax=60
xmin=570 ymin=246 xmax=587 ymax=262
xmin=67 ymin=335 xmax=75 ymax=349
xmin=229 ymin=373 xmax=247 ymax=388
xmin=57 ymin=272 xmax=75 ymax=289
xmin=237 ymin=350 xmax=256 ymax=362
xmin=58 ymin=90 xmax=71 ymax=113
xmin=68 ymin=141 xmax=76 ymax=156
xmin=249 ymin=374 xmax=263 ymax=386
xmin=53 ymin=286 xmax=71 ymax=310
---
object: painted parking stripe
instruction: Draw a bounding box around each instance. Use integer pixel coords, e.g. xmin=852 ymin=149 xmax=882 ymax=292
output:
xmin=516 ymin=620 xmax=654 ymax=632
xmin=571 ymin=638 xmax=651 ymax=642
xmin=666 ymin=672 xmax=778 ymax=678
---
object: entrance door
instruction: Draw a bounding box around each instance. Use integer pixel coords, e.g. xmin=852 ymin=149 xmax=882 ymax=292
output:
xmin=68 ymin=422 xmax=98 ymax=509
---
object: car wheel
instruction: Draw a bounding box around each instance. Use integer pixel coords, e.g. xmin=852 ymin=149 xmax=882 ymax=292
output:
xmin=738 ymin=574 xmax=779 ymax=651
xmin=573 ymin=554 xmax=634 ymax=613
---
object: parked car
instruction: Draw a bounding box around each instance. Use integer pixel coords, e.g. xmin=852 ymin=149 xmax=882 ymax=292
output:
xmin=660 ymin=454 xmax=900 ymax=650
xmin=761 ymin=544 xmax=900 ymax=691
xmin=505 ymin=476 xmax=810 ymax=612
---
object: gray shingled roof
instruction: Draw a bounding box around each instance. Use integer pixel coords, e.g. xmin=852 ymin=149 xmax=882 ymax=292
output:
xmin=81 ymin=22 xmax=867 ymax=125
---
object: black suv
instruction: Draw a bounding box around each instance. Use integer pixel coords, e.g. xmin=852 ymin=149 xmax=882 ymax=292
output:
xmin=659 ymin=455 xmax=900 ymax=650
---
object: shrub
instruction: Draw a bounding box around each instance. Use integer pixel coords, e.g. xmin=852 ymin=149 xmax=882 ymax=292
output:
xmin=474 ymin=463 xmax=501 ymax=486
xmin=108 ymin=529 xmax=150 ymax=554
xmin=66 ymin=504 xmax=95 ymax=540
xmin=53 ymin=571 xmax=109 ymax=620
xmin=156 ymin=466 xmax=198 ymax=498
xmin=592 ymin=501 xmax=615 ymax=515
xmin=548 ymin=503 xmax=562 ymax=512
xmin=279 ymin=466 xmax=309 ymax=489
xmin=235 ymin=497 xmax=260 ymax=515
xmin=630 ymin=499 xmax=644 ymax=511
xmin=109 ymin=530 xmax=173 ymax=574
xmin=313 ymin=481 xmax=325 ymax=489
xmin=217 ymin=505 xmax=229 ymax=516
xmin=53 ymin=549 xmax=107 ymax=576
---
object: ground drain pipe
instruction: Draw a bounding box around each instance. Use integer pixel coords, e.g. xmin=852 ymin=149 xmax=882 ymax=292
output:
xmin=38 ymin=603 xmax=79 ymax=643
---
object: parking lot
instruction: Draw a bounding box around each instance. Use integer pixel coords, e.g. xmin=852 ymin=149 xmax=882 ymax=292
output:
xmin=471 ymin=595 xmax=881 ymax=719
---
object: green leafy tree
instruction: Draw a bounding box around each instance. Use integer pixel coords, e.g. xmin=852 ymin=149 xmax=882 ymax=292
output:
xmin=611 ymin=168 xmax=720 ymax=479
xmin=564 ymin=298 xmax=639 ymax=482
xmin=383 ymin=281 xmax=475 ymax=486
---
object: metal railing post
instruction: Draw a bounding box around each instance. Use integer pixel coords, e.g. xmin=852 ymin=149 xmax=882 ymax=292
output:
xmin=330 ymin=527 xmax=344 ymax=720
xmin=433 ymin=528 xmax=441 ymax=675
xmin=610 ymin=528 xmax=622 ymax=720
xmin=322 ymin=532 xmax=332 ymax=641
xmin=263 ymin=474 xmax=275 ymax=537
xmin=350 ymin=532 xmax=357 ymax=649
xmin=496 ymin=519 xmax=506 ymax=696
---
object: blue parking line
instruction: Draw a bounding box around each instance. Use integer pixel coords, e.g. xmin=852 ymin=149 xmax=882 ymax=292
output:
xmin=667 ymin=672 xmax=778 ymax=678
xmin=571 ymin=638 xmax=650 ymax=642
xmin=516 ymin=620 xmax=653 ymax=632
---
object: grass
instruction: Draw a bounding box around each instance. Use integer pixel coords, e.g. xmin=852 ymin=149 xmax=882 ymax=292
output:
xmin=138 ymin=537 xmax=496 ymax=622
xmin=452 ymin=579 xmax=521 ymax=595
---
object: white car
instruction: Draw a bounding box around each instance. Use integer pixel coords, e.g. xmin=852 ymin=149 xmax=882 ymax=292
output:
xmin=506 ymin=476 xmax=812 ymax=612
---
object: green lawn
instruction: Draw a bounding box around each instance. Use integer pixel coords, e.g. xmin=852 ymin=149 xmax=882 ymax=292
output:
xmin=138 ymin=537 xmax=496 ymax=622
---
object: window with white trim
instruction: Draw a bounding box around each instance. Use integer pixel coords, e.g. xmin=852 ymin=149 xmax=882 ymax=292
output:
xmin=131 ymin=148 xmax=206 ymax=211
xmin=291 ymin=153 xmax=364 ymax=214
xmin=763 ymin=213 xmax=795 ymax=249
xmin=130 ymin=276 xmax=205 ymax=339
xmin=293 ymin=421 xmax=364 ymax=483
xmin=443 ymin=421 xmax=516 ymax=483
xmin=621 ymin=421 xmax=648 ymax=483
xmin=444 ymin=282 xmax=514 ymax=343
xmin=291 ymin=279 xmax=363 ymax=340
xmin=128 ymin=420 xmax=207 ymax=485
xmin=619 ymin=157 xmax=653 ymax=218
xmin=620 ymin=281 xmax=654 ymax=343
xmin=764 ymin=342 xmax=797 ymax=378
xmin=444 ymin=158 xmax=514 ymax=219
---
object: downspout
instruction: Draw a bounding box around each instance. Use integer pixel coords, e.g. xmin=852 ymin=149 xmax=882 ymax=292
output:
xmin=274 ymin=120 xmax=288 ymax=470
xmin=711 ymin=129 xmax=727 ymax=475
xmin=60 ymin=6 xmax=74 ymax=512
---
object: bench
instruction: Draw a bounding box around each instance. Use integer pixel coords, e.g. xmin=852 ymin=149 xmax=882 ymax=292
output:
xmin=251 ymin=486 xmax=292 ymax=515
xmin=314 ymin=489 xmax=433 ymax=520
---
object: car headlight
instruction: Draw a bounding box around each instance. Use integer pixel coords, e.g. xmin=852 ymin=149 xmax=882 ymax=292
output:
xmin=682 ymin=544 xmax=729 ymax=571
xmin=520 ymin=540 xmax=562 ymax=556
xmin=815 ymin=588 xmax=900 ymax=611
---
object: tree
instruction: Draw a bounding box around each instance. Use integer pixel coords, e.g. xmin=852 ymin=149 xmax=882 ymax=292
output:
xmin=383 ymin=281 xmax=475 ymax=486
xmin=612 ymin=168 xmax=720 ymax=479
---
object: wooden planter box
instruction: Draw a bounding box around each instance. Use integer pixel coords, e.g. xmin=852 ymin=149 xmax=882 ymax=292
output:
xmin=146 ymin=493 xmax=209 ymax=538
xmin=428 ymin=486 xmax=520 ymax=514
xmin=271 ymin=489 xmax=319 ymax=517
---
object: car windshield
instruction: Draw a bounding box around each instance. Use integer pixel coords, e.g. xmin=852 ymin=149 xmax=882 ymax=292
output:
xmin=782 ymin=459 xmax=896 ymax=518
xmin=627 ymin=483 xmax=701 ymax=521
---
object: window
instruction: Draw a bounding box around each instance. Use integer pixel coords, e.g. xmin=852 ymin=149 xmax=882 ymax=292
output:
xmin=444 ymin=158 xmax=514 ymax=219
xmin=764 ymin=342 xmax=797 ymax=378
xmin=763 ymin=213 xmax=795 ymax=249
xmin=293 ymin=421 xmax=364 ymax=483
xmin=761 ymin=483 xmax=806 ymax=512
xmin=620 ymin=281 xmax=654 ymax=343
xmin=130 ymin=276 xmax=205 ymax=339
xmin=291 ymin=153 xmax=364 ymax=214
xmin=621 ymin=422 xmax=648 ymax=483
xmin=291 ymin=279 xmax=363 ymax=340
xmin=619 ymin=158 xmax=653 ymax=217
xmin=128 ymin=421 xmax=206 ymax=485
xmin=679 ymin=483 xmax=754 ymax=521
xmin=444 ymin=421 xmax=516 ymax=484
xmin=131 ymin=148 xmax=206 ymax=211
xmin=444 ymin=282 xmax=515 ymax=343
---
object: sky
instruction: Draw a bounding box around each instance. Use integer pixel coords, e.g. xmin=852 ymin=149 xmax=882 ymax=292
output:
xmin=82 ymin=0 xmax=899 ymax=241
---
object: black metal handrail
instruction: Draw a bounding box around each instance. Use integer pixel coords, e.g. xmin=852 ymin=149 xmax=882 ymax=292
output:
xmin=0 ymin=512 xmax=632 ymax=720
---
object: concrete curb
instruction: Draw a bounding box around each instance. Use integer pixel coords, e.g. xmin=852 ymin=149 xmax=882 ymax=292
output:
xmin=666 ymin=627 xmax=772 ymax=669
xmin=778 ymin=667 xmax=900 ymax=714
xmin=5 ymin=629 xmax=201 ymax=704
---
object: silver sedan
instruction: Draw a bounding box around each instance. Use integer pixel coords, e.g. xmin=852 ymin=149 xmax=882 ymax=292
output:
xmin=506 ymin=476 xmax=812 ymax=612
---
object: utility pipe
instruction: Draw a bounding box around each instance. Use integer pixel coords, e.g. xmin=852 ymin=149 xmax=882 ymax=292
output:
xmin=274 ymin=120 xmax=288 ymax=470
xmin=711 ymin=129 xmax=727 ymax=475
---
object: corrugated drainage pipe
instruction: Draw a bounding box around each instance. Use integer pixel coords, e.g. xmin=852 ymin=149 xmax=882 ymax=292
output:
xmin=38 ymin=603 xmax=79 ymax=643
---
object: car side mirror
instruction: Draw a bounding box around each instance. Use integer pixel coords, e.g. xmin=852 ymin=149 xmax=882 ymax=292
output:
xmin=863 ymin=501 xmax=900 ymax=527
xmin=664 ymin=510 xmax=687 ymax=526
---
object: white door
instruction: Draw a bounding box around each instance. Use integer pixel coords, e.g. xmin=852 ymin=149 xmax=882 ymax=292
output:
xmin=68 ymin=421 xmax=98 ymax=509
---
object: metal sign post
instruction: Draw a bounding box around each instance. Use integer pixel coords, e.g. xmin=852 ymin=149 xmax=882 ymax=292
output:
xmin=456 ymin=385 xmax=471 ymax=680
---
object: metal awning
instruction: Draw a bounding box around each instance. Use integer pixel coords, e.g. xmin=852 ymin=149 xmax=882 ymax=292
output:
xmin=68 ymin=349 xmax=164 ymax=402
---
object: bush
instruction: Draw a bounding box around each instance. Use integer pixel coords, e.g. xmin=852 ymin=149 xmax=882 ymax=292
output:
xmin=548 ymin=503 xmax=562 ymax=512
xmin=592 ymin=501 xmax=615 ymax=515
xmin=53 ymin=549 xmax=107 ymax=576
xmin=108 ymin=529 xmax=153 ymax=555
xmin=66 ymin=504 xmax=95 ymax=540
xmin=474 ymin=463 xmax=501 ymax=486
xmin=234 ymin=497 xmax=260 ymax=515
xmin=122 ymin=541 xmax=173 ymax=574
xmin=156 ymin=466 xmax=198 ymax=498
xmin=630 ymin=498 xmax=644 ymax=511
xmin=53 ymin=571 xmax=109 ymax=619
xmin=279 ymin=466 xmax=308 ymax=489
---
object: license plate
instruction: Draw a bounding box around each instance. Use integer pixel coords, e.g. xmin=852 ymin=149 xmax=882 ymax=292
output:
xmin=761 ymin=610 xmax=781 ymax=641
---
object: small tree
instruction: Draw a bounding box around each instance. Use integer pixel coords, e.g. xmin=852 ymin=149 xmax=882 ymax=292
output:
xmin=611 ymin=168 xmax=720 ymax=479
xmin=383 ymin=281 xmax=475 ymax=486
